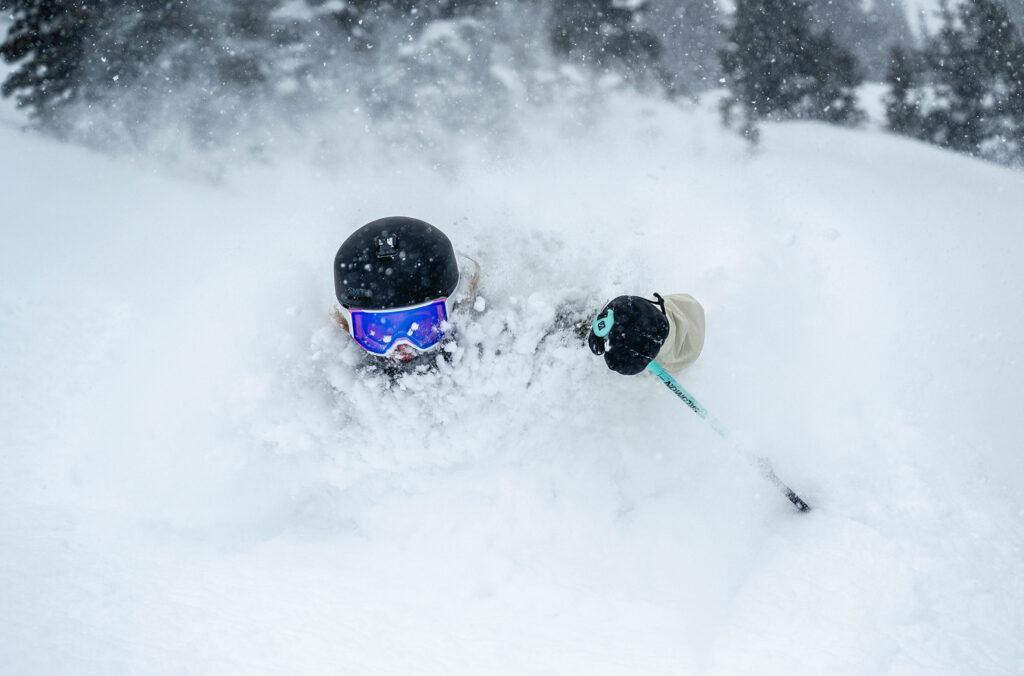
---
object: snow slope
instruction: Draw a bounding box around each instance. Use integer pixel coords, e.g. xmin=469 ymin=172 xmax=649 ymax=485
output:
xmin=2 ymin=96 xmax=1023 ymax=675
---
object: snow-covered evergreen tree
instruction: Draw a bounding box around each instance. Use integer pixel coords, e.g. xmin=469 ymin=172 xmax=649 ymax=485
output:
xmin=1 ymin=0 xmax=289 ymax=142
xmin=549 ymin=0 xmax=662 ymax=83
xmin=810 ymin=0 xmax=912 ymax=81
xmin=933 ymin=0 xmax=1024 ymax=161
xmin=884 ymin=45 xmax=927 ymax=138
xmin=884 ymin=0 xmax=1024 ymax=164
xmin=719 ymin=0 xmax=864 ymax=137
xmin=1 ymin=0 xmax=93 ymax=128
xmin=645 ymin=0 xmax=723 ymax=93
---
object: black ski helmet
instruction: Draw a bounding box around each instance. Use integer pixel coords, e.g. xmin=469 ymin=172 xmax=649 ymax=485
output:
xmin=334 ymin=217 xmax=459 ymax=310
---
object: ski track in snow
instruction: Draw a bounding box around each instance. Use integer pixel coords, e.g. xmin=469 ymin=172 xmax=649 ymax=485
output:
xmin=2 ymin=95 xmax=1024 ymax=675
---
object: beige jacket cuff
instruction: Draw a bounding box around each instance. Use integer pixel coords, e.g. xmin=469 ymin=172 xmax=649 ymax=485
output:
xmin=654 ymin=293 xmax=706 ymax=374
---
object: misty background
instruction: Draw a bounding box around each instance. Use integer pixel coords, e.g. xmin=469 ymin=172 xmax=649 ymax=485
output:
xmin=3 ymin=0 xmax=1024 ymax=167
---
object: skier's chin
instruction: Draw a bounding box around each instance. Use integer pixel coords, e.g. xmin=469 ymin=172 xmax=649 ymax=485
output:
xmin=388 ymin=343 xmax=422 ymax=363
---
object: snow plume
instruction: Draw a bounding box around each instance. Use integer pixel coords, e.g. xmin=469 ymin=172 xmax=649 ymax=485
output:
xmin=11 ymin=0 xmax=617 ymax=164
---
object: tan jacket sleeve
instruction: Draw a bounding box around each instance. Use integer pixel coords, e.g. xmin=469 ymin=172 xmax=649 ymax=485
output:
xmin=655 ymin=293 xmax=705 ymax=374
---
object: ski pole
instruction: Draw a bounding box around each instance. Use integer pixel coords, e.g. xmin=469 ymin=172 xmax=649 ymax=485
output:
xmin=646 ymin=360 xmax=811 ymax=512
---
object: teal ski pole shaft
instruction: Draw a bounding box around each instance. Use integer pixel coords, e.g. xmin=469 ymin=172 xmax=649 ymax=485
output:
xmin=646 ymin=361 xmax=811 ymax=512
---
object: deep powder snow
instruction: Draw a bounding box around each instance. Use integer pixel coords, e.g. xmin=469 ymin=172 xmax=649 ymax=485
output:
xmin=2 ymin=95 xmax=1023 ymax=674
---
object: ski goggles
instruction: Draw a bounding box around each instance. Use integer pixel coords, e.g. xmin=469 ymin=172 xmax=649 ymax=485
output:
xmin=345 ymin=298 xmax=451 ymax=356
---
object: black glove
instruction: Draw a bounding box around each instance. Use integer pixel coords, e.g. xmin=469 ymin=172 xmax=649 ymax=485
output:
xmin=588 ymin=295 xmax=670 ymax=375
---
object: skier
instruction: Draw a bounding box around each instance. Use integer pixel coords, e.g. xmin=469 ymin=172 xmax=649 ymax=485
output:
xmin=332 ymin=216 xmax=705 ymax=375
xmin=332 ymin=216 xmax=480 ymax=363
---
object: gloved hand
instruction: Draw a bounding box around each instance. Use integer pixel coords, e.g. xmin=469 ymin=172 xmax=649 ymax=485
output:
xmin=588 ymin=295 xmax=670 ymax=375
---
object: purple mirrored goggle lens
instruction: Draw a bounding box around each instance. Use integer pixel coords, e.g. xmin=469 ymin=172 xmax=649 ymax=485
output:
xmin=349 ymin=298 xmax=450 ymax=355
